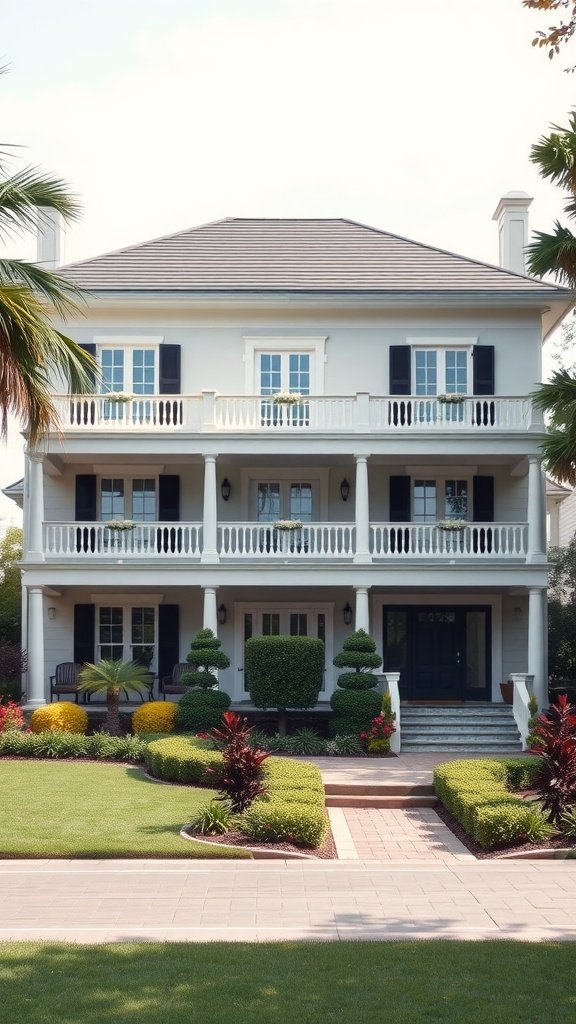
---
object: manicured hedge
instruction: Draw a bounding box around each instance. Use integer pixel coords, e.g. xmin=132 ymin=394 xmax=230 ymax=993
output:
xmin=0 ymin=729 xmax=146 ymax=761
xmin=175 ymin=689 xmax=231 ymax=732
xmin=144 ymin=738 xmax=327 ymax=848
xmin=245 ymin=635 xmax=325 ymax=711
xmin=434 ymin=757 xmax=546 ymax=849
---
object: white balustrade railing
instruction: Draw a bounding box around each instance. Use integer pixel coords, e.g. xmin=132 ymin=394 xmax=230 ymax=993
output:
xmin=44 ymin=522 xmax=202 ymax=558
xmin=369 ymin=396 xmax=533 ymax=431
xmin=54 ymin=393 xmax=535 ymax=433
xmin=370 ymin=522 xmax=527 ymax=558
xmin=218 ymin=523 xmax=356 ymax=558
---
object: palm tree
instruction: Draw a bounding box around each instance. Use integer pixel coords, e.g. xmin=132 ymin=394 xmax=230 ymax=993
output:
xmin=0 ymin=160 xmax=96 ymax=447
xmin=533 ymin=370 xmax=576 ymax=484
xmin=77 ymin=660 xmax=153 ymax=735
xmin=526 ymin=112 xmax=576 ymax=286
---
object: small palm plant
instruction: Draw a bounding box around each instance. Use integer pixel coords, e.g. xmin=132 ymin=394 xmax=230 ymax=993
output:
xmin=77 ymin=659 xmax=152 ymax=735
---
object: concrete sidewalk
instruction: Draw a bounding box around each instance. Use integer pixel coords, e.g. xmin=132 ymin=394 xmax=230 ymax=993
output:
xmin=1 ymin=859 xmax=576 ymax=943
xmin=306 ymin=751 xmax=525 ymax=788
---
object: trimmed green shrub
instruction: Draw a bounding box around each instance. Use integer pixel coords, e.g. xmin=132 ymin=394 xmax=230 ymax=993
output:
xmin=240 ymin=800 xmax=327 ymax=848
xmin=182 ymin=628 xmax=231 ymax=689
xmin=330 ymin=630 xmax=382 ymax=735
xmin=0 ymin=729 xmax=146 ymax=761
xmin=329 ymin=688 xmax=382 ymax=737
xmin=324 ymin=734 xmax=365 ymax=756
xmin=144 ymin=736 xmax=223 ymax=784
xmin=245 ymin=636 xmax=325 ymax=733
xmin=175 ymin=688 xmax=231 ymax=732
xmin=434 ymin=758 xmax=549 ymax=849
xmin=284 ymin=728 xmax=325 ymax=756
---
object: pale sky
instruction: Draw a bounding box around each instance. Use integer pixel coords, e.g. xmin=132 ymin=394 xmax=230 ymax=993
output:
xmin=1 ymin=0 xmax=574 ymax=524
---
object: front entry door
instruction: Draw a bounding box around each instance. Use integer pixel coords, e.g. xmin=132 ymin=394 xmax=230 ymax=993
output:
xmin=411 ymin=610 xmax=463 ymax=699
xmin=383 ymin=605 xmax=491 ymax=701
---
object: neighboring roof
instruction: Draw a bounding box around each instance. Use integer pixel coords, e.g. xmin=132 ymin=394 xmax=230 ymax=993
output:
xmin=60 ymin=217 xmax=570 ymax=295
xmin=546 ymin=476 xmax=572 ymax=498
xmin=2 ymin=478 xmax=23 ymax=510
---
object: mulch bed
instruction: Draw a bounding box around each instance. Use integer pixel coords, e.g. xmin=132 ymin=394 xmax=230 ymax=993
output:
xmin=435 ymin=800 xmax=576 ymax=860
xmin=186 ymin=823 xmax=337 ymax=860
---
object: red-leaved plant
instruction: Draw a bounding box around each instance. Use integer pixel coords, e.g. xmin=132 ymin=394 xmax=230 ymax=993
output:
xmin=532 ymin=694 xmax=576 ymax=825
xmin=0 ymin=699 xmax=25 ymax=733
xmin=200 ymin=711 xmax=270 ymax=813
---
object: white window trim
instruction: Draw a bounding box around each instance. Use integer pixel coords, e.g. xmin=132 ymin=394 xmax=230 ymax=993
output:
xmin=406 ymin=337 xmax=479 ymax=348
xmin=411 ymin=475 xmax=473 ymax=522
xmin=94 ymin=601 xmax=159 ymax=672
xmin=95 ymin=336 xmax=163 ymax=395
xmin=99 ymin=474 xmax=159 ymax=520
xmin=233 ymin=601 xmax=334 ymax=701
xmin=243 ymin=336 xmax=327 ymax=395
xmin=240 ymin=467 xmax=330 ymax=520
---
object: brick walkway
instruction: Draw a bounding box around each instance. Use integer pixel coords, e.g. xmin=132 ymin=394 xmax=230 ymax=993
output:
xmin=329 ymin=807 xmax=473 ymax=861
xmin=2 ymin=859 xmax=576 ymax=942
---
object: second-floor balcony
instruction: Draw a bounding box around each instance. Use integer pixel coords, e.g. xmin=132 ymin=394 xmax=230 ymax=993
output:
xmin=54 ymin=392 xmax=538 ymax=434
xmin=42 ymin=520 xmax=529 ymax=562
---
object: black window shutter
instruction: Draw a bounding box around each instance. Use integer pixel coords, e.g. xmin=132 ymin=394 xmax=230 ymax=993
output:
xmin=158 ymin=605 xmax=180 ymax=680
xmin=389 ymin=346 xmax=411 ymax=395
xmin=473 ymin=346 xmax=495 ymax=395
xmin=389 ymin=476 xmax=411 ymax=521
xmin=473 ymin=476 xmax=494 ymax=522
xmin=158 ymin=475 xmax=180 ymax=521
xmin=159 ymin=345 xmax=181 ymax=394
xmin=74 ymin=605 xmax=95 ymax=665
xmin=79 ymin=343 xmax=97 ymax=385
xmin=75 ymin=475 xmax=97 ymax=521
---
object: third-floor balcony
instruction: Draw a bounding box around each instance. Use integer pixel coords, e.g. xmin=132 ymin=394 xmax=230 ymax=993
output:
xmin=54 ymin=392 xmax=538 ymax=434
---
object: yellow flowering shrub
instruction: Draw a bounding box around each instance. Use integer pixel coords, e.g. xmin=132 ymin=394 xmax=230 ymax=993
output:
xmin=31 ymin=702 xmax=88 ymax=735
xmin=132 ymin=701 xmax=178 ymax=734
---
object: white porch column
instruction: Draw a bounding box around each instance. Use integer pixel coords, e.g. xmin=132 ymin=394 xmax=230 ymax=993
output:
xmin=527 ymin=456 xmax=546 ymax=563
xmin=27 ymin=451 xmax=45 ymax=561
xmin=21 ymin=582 xmax=28 ymax=698
xmin=203 ymin=587 xmax=218 ymax=633
xmin=354 ymin=586 xmax=370 ymax=632
xmin=25 ymin=586 xmax=46 ymax=707
xmin=353 ymin=454 xmax=371 ymax=563
xmin=201 ymin=454 xmax=219 ymax=563
xmin=528 ymin=586 xmax=547 ymax=709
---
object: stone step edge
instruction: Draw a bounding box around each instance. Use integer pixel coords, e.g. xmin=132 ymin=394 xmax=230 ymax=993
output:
xmin=324 ymin=782 xmax=434 ymax=796
xmin=325 ymin=795 xmax=439 ymax=809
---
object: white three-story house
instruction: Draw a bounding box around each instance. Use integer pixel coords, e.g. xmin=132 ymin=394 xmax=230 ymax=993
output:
xmin=7 ymin=200 xmax=573 ymax=745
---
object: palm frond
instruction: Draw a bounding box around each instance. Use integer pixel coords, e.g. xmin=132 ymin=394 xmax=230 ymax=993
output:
xmin=530 ymin=113 xmax=576 ymax=193
xmin=525 ymin=222 xmax=576 ymax=285
xmin=0 ymin=258 xmax=84 ymax=318
xmin=539 ymin=429 xmax=576 ymax=486
xmin=0 ymin=165 xmax=81 ymax=241
xmin=78 ymin=659 xmax=153 ymax=695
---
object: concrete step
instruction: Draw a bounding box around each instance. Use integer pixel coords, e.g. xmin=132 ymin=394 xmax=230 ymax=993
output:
xmin=324 ymin=782 xmax=434 ymax=797
xmin=401 ymin=711 xmax=514 ymax=722
xmin=400 ymin=743 xmax=522 ymax=753
xmin=401 ymin=704 xmax=513 ymax=714
xmin=401 ymin=729 xmax=520 ymax=741
xmin=325 ymin=794 xmax=439 ymax=809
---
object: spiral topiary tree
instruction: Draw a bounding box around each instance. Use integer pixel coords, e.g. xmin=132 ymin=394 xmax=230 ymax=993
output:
xmin=182 ymin=628 xmax=231 ymax=689
xmin=329 ymin=629 xmax=382 ymax=736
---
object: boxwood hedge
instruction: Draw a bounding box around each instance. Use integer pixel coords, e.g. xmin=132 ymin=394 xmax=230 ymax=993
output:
xmin=433 ymin=757 xmax=547 ymax=849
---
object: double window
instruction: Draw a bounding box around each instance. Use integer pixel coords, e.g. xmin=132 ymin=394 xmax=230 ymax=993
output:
xmin=255 ymin=480 xmax=315 ymax=523
xmin=413 ymin=345 xmax=471 ymax=423
xmin=97 ymin=606 xmax=156 ymax=669
xmin=413 ymin=478 xmax=469 ymax=523
xmin=97 ymin=342 xmax=159 ymax=422
xmin=100 ymin=478 xmax=157 ymax=521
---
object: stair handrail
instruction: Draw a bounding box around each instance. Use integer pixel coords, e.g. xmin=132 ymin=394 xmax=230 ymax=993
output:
xmin=380 ymin=672 xmax=401 ymax=753
xmin=509 ymin=673 xmax=534 ymax=750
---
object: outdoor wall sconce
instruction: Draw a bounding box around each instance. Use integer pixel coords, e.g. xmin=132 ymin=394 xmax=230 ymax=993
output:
xmin=221 ymin=478 xmax=231 ymax=501
xmin=340 ymin=478 xmax=351 ymax=502
xmin=343 ymin=603 xmax=353 ymax=626
xmin=47 ymin=607 xmax=57 ymax=620
xmin=218 ymin=603 xmax=227 ymax=625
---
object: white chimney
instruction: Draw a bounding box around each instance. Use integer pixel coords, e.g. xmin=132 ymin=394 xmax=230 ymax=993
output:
xmin=492 ymin=191 xmax=533 ymax=275
xmin=36 ymin=208 xmax=64 ymax=269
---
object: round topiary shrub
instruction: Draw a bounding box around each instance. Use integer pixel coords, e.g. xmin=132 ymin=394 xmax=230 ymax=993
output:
xmin=132 ymin=701 xmax=178 ymax=734
xmin=175 ymin=688 xmax=231 ymax=732
xmin=329 ymin=688 xmax=382 ymax=737
xmin=182 ymin=628 xmax=231 ymax=689
xmin=330 ymin=629 xmax=382 ymax=736
xmin=30 ymin=702 xmax=88 ymax=735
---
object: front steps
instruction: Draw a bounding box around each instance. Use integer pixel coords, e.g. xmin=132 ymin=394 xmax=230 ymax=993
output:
xmin=400 ymin=704 xmax=522 ymax=753
xmin=324 ymin=782 xmax=438 ymax=808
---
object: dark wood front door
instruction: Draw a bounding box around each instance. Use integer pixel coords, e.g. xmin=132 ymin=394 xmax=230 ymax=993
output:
xmin=383 ymin=605 xmax=491 ymax=701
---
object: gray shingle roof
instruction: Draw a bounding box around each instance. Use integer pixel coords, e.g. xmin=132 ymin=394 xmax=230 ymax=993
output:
xmin=60 ymin=217 xmax=566 ymax=294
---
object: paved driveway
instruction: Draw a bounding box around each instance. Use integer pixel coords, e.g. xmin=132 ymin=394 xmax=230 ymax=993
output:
xmin=1 ymin=859 xmax=576 ymax=943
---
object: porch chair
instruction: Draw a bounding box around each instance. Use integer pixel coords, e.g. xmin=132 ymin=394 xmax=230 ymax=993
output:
xmin=50 ymin=663 xmax=82 ymax=703
xmin=160 ymin=662 xmax=190 ymax=700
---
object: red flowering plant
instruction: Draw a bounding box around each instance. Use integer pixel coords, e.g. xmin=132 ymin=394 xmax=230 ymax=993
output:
xmin=360 ymin=698 xmax=396 ymax=755
xmin=199 ymin=711 xmax=270 ymax=813
xmin=0 ymin=699 xmax=25 ymax=733
xmin=531 ymin=694 xmax=576 ymax=825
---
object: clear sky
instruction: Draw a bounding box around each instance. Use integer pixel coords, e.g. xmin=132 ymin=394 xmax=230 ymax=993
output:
xmin=0 ymin=0 xmax=574 ymax=523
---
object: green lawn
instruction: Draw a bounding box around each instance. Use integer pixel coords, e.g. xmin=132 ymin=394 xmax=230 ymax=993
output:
xmin=0 ymin=942 xmax=574 ymax=1023
xmin=0 ymin=761 xmax=247 ymax=858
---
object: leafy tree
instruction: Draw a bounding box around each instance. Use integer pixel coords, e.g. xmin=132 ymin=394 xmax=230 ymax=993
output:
xmin=0 ymin=70 xmax=96 ymax=446
xmin=526 ymin=113 xmax=576 ymax=286
xmin=0 ymin=527 xmax=22 ymax=643
xmin=182 ymin=628 xmax=230 ymax=688
xmin=524 ymin=1 xmax=576 ymax=67
xmin=78 ymin=659 xmax=152 ymax=735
